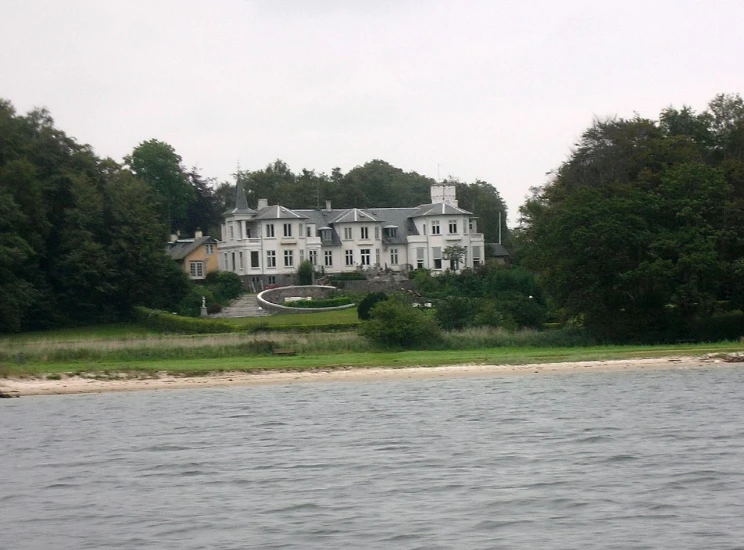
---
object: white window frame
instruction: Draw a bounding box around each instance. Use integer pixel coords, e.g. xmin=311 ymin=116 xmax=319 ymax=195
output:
xmin=189 ymin=261 xmax=204 ymax=278
xmin=324 ymin=250 xmax=333 ymax=266
xmin=283 ymin=223 xmax=292 ymax=237
xmin=360 ymin=248 xmax=371 ymax=266
xmin=345 ymin=249 xmax=354 ymax=266
xmin=390 ymin=248 xmax=398 ymax=265
xmin=344 ymin=227 xmax=353 ymax=240
xmin=431 ymin=221 xmax=440 ymax=235
xmin=361 ymin=227 xmax=369 ymax=240
xmin=284 ymin=250 xmax=294 ymax=267
xmin=266 ymin=224 xmax=275 ymax=238
xmin=309 ymin=250 xmax=317 ymax=265
xmin=266 ymin=250 xmax=276 ymax=268
xmin=433 ymin=247 xmax=442 ymax=270
xmin=448 ymin=220 xmax=458 ymax=234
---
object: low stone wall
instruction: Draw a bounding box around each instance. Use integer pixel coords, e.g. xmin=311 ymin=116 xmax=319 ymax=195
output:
xmin=256 ymin=285 xmax=356 ymax=314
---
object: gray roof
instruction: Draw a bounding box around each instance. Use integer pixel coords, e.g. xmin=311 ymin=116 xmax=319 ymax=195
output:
xmin=411 ymin=203 xmax=473 ymax=217
xmin=486 ymin=243 xmax=509 ymax=257
xmin=254 ymin=205 xmax=308 ymax=220
xmin=224 ymin=184 xmax=257 ymax=216
xmin=166 ymin=236 xmax=218 ymax=261
xmin=329 ymin=208 xmax=378 ymax=224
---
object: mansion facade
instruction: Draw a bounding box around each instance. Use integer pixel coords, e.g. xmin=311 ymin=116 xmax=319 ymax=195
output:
xmin=218 ymin=182 xmax=485 ymax=287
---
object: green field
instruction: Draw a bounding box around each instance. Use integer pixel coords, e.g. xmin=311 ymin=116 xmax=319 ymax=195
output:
xmin=2 ymin=316 xmax=742 ymax=379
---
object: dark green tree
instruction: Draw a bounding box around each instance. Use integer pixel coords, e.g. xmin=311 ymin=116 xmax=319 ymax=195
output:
xmin=125 ymin=139 xmax=194 ymax=232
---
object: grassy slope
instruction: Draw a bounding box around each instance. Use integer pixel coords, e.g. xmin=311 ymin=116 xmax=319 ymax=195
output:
xmin=3 ymin=342 xmax=741 ymax=377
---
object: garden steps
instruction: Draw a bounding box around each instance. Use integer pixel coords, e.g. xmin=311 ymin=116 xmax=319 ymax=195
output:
xmin=209 ymin=294 xmax=270 ymax=318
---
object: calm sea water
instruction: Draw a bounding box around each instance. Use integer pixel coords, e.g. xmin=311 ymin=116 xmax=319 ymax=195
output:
xmin=2 ymin=367 xmax=744 ymax=549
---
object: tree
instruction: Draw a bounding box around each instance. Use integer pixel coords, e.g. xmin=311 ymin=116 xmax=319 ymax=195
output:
xmin=297 ymin=260 xmax=314 ymax=285
xmin=125 ymin=139 xmax=193 ymax=232
xmin=517 ymin=95 xmax=744 ymax=341
xmin=358 ymin=298 xmax=441 ymax=348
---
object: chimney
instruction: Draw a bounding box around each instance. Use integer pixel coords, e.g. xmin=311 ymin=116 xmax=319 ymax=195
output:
xmin=325 ymin=200 xmax=332 ymax=212
xmin=257 ymin=198 xmax=268 ymax=210
xmin=194 ymin=229 xmax=203 ymax=239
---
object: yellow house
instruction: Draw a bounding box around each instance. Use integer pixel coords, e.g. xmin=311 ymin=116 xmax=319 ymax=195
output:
xmin=166 ymin=230 xmax=219 ymax=280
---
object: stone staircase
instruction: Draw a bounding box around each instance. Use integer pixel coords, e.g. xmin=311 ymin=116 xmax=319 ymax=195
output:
xmin=209 ymin=294 xmax=270 ymax=318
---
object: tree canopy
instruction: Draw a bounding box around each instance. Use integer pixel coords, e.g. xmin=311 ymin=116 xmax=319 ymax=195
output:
xmin=0 ymin=100 xmax=190 ymax=332
xmin=516 ymin=94 xmax=744 ymax=341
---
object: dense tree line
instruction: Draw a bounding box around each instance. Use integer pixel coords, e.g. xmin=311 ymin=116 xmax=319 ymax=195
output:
xmin=0 ymin=101 xmax=191 ymax=332
xmin=516 ymin=93 xmax=744 ymax=342
xmin=0 ymin=98 xmax=509 ymax=332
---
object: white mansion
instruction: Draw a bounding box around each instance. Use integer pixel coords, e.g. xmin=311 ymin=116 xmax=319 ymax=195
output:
xmin=218 ymin=182 xmax=485 ymax=287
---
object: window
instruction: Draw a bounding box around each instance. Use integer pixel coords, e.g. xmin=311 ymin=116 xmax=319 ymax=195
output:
xmin=300 ymin=249 xmax=305 ymax=263
xmin=237 ymin=222 xmax=242 ymax=240
xmin=231 ymin=252 xmax=236 ymax=271
xmin=361 ymin=227 xmax=369 ymax=239
xmin=306 ymin=225 xmax=313 ymax=237
xmin=283 ymin=223 xmax=292 ymax=237
xmin=189 ymin=261 xmax=204 ymax=278
xmin=309 ymin=250 xmax=317 ymax=265
xmin=345 ymin=250 xmax=354 ymax=266
xmin=431 ymin=221 xmax=440 ymax=235
xmin=229 ymin=224 xmax=234 ymax=239
xmin=416 ymin=247 xmax=424 ymax=269
xmin=299 ymin=223 xmax=304 ymax=236
xmin=284 ymin=250 xmax=294 ymax=267
xmin=469 ymin=219 xmax=475 ymax=232
xmin=223 ymin=253 xmax=228 ymax=269
xmin=375 ymin=248 xmax=380 ymax=266
xmin=390 ymin=248 xmax=398 ymax=265
xmin=266 ymin=250 xmax=276 ymax=268
xmin=344 ymin=227 xmax=353 ymax=240
xmin=246 ymin=227 xmax=252 ymax=238
xmin=266 ymin=224 xmax=275 ymax=238
xmin=360 ymin=248 xmax=371 ymax=266
xmin=268 ymin=275 xmax=276 ymax=285
xmin=324 ymin=250 xmax=333 ymax=266
xmin=250 ymin=251 xmax=259 ymax=268
xmin=385 ymin=227 xmax=397 ymax=238
xmin=239 ymin=251 xmax=244 ymax=271
xmin=205 ymin=244 xmax=214 ymax=255
xmin=448 ymin=220 xmax=458 ymax=234
xmin=374 ymin=226 xmax=379 ymax=239
xmin=472 ymin=246 xmax=481 ymax=267
xmin=433 ymin=247 xmax=442 ymax=270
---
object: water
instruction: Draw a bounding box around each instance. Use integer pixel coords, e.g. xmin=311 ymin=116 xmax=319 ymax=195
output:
xmin=2 ymin=367 xmax=744 ymax=549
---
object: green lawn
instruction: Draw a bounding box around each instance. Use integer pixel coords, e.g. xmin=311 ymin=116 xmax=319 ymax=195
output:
xmin=0 ymin=323 xmax=157 ymax=343
xmin=222 ymin=308 xmax=359 ymax=326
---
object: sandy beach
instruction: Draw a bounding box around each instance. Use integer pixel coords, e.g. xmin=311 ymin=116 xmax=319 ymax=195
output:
xmin=0 ymin=355 xmax=735 ymax=397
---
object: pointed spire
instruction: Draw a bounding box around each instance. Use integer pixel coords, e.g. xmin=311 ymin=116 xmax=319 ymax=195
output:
xmin=235 ymin=180 xmax=249 ymax=211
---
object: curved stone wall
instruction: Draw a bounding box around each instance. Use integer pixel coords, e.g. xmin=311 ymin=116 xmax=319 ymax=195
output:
xmin=256 ymin=285 xmax=356 ymax=314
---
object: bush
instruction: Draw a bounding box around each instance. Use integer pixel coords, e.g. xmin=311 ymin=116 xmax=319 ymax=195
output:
xmin=177 ymin=287 xmax=215 ymax=317
xmin=435 ymin=296 xmax=477 ymax=330
xmin=206 ymin=302 xmax=222 ymax=314
xmin=288 ymin=297 xmax=353 ymax=308
xmin=357 ymin=292 xmax=388 ymax=320
xmin=297 ymin=260 xmax=314 ymax=285
xmin=358 ymin=299 xmax=441 ymax=348
xmin=207 ymin=271 xmax=244 ymax=302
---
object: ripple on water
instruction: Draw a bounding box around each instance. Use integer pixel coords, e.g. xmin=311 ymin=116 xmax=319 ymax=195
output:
xmin=2 ymin=367 xmax=744 ymax=549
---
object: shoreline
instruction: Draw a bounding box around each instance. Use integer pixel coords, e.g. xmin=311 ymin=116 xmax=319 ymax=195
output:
xmin=0 ymin=355 xmax=735 ymax=397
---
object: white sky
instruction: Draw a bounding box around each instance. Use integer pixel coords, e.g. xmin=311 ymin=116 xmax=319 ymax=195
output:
xmin=2 ymin=0 xmax=743 ymax=222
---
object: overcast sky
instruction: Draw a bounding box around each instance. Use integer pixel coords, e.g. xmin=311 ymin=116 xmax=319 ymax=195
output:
xmin=2 ymin=0 xmax=743 ymax=222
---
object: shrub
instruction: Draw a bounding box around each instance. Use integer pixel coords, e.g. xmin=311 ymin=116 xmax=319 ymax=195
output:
xmin=206 ymin=303 xmax=222 ymax=314
xmin=358 ymin=299 xmax=441 ymax=348
xmin=208 ymin=271 xmax=243 ymax=302
xmin=357 ymin=292 xmax=388 ymax=320
xmin=435 ymin=296 xmax=477 ymax=330
xmin=288 ymin=297 xmax=353 ymax=308
xmin=177 ymin=287 xmax=215 ymax=317
xmin=297 ymin=260 xmax=314 ymax=285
